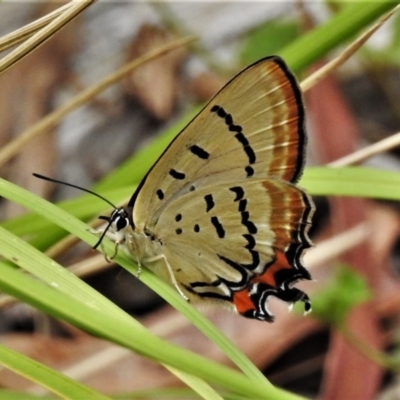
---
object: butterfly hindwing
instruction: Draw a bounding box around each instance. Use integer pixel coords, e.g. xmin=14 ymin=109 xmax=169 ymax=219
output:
xmin=153 ymin=178 xmax=313 ymax=321
xmin=130 ymin=56 xmax=306 ymax=230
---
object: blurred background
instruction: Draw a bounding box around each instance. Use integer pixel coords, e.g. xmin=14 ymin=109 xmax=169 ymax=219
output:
xmin=1 ymin=1 xmax=400 ymax=399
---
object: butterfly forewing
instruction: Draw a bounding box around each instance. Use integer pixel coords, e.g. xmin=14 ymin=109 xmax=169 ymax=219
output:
xmin=130 ymin=56 xmax=306 ymax=229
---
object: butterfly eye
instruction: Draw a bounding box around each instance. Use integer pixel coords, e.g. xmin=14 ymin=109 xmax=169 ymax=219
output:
xmin=109 ymin=209 xmax=129 ymax=232
xmin=116 ymin=217 xmax=129 ymax=231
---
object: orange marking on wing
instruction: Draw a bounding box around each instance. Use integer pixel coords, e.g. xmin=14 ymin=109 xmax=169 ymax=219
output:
xmin=253 ymin=251 xmax=291 ymax=287
xmin=233 ymin=289 xmax=255 ymax=315
xmin=262 ymin=180 xmax=308 ymax=250
xmin=266 ymin=63 xmax=303 ymax=182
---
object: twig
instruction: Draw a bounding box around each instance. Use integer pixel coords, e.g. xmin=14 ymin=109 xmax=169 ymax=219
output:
xmin=0 ymin=0 xmax=95 ymax=75
xmin=0 ymin=2 xmax=72 ymax=53
xmin=0 ymin=35 xmax=196 ymax=168
xmin=301 ymin=5 xmax=400 ymax=92
xmin=328 ymin=130 xmax=400 ymax=167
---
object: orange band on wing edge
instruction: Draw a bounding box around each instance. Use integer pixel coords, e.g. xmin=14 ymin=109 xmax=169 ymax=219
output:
xmin=254 ymin=251 xmax=292 ymax=287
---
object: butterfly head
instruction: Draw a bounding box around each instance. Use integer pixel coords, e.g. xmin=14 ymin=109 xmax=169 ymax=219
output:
xmin=93 ymin=206 xmax=134 ymax=251
xmin=103 ymin=208 xmax=130 ymax=232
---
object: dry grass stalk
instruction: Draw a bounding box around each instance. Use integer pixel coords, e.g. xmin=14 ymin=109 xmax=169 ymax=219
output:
xmin=0 ymin=2 xmax=72 ymax=53
xmin=0 ymin=0 xmax=95 ymax=75
xmin=0 ymin=35 xmax=196 ymax=168
xmin=329 ymin=130 xmax=400 ymax=167
xmin=301 ymin=5 xmax=399 ymax=93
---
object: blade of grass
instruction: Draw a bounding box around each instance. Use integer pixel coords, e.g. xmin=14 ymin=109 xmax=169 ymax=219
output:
xmin=301 ymin=166 xmax=400 ymax=200
xmin=0 ymin=180 xmax=305 ymax=399
xmin=0 ymin=344 xmax=111 ymax=400
xmin=164 ymin=366 xmax=224 ymax=400
xmin=281 ymin=1 xmax=398 ymax=73
xmin=0 ymin=389 xmax=56 ymax=400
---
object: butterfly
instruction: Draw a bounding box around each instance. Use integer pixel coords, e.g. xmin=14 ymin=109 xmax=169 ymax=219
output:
xmin=93 ymin=56 xmax=314 ymax=322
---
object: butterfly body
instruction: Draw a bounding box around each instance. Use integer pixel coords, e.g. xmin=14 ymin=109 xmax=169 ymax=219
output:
xmin=101 ymin=56 xmax=314 ymax=322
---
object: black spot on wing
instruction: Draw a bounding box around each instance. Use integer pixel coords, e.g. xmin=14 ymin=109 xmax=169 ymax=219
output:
xmin=210 ymin=104 xmax=256 ymax=168
xmin=217 ymin=254 xmax=248 ymax=288
xmin=190 ymin=278 xmax=223 ymax=289
xmin=238 ymin=199 xmax=247 ymax=212
xmin=225 ymin=113 xmax=233 ymax=125
xmin=169 ymin=169 xmax=185 ymax=180
xmin=229 ymin=186 xmax=244 ymax=201
xmin=229 ymin=124 xmax=242 ymax=133
xmin=189 ymin=144 xmax=210 ymax=160
xmin=241 ymin=249 xmax=260 ymax=270
xmin=156 ymin=189 xmax=164 ymax=200
xmin=211 ymin=105 xmax=226 ymax=118
xmin=243 ymin=234 xmax=255 ymax=249
xmin=211 ymin=216 xmax=225 ymax=238
xmin=204 ymin=194 xmax=215 ymax=212
xmin=175 ymin=228 xmax=182 ymax=235
xmin=241 ymin=211 xmax=258 ymax=234
xmin=234 ymin=132 xmax=248 ymax=146
xmin=245 ymin=166 xmax=254 ymax=177
xmin=175 ymin=214 xmax=182 ymax=222
xmin=235 ymin=133 xmax=256 ymax=165
xmin=244 ymin=145 xmax=256 ymax=164
xmin=194 ymin=224 xmax=200 ymax=232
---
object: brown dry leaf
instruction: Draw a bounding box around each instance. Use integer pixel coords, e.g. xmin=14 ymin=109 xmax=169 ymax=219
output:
xmin=1 ymin=3 xmax=80 ymax=218
xmin=124 ymin=24 xmax=187 ymax=121
xmin=367 ymin=203 xmax=400 ymax=298
xmin=187 ymin=70 xmax=225 ymax=103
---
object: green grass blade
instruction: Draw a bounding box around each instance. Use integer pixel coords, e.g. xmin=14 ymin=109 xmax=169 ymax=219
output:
xmin=0 ymin=178 xmax=305 ymax=400
xmin=301 ymin=166 xmax=400 ymax=200
xmin=281 ymin=1 xmax=398 ymax=72
xmin=165 ymin=366 xmax=224 ymax=400
xmin=0 ymin=344 xmax=111 ymax=400
xmin=0 ymin=390 xmax=55 ymax=400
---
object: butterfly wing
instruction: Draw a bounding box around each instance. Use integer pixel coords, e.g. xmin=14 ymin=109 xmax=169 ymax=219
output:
xmin=129 ymin=56 xmax=306 ymax=230
xmin=152 ymin=178 xmax=313 ymax=321
xmin=122 ymin=55 xmax=314 ymax=321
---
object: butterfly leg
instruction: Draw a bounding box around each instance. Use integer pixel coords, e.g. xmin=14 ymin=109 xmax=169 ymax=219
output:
xmin=144 ymin=254 xmax=189 ymax=301
xmin=135 ymin=258 xmax=142 ymax=278
xmin=88 ymin=228 xmax=122 ymax=262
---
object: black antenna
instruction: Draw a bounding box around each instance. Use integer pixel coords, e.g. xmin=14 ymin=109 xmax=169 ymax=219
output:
xmin=34 ymin=173 xmax=123 ymax=253
xmin=93 ymin=222 xmax=113 ymax=250
xmin=33 ymin=173 xmax=117 ymax=209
